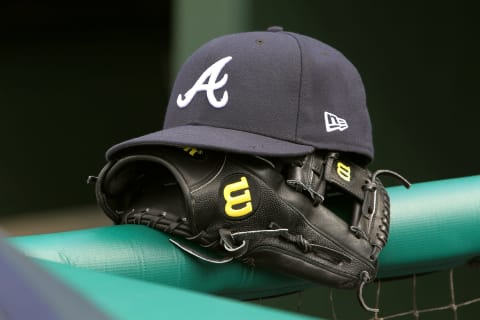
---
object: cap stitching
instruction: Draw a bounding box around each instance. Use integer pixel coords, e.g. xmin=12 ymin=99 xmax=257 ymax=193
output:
xmin=284 ymin=32 xmax=303 ymax=144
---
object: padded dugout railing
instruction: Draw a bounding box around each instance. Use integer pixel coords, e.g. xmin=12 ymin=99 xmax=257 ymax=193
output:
xmin=7 ymin=175 xmax=480 ymax=319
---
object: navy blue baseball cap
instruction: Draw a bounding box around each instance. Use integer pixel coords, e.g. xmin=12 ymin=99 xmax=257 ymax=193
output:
xmin=107 ymin=27 xmax=374 ymax=162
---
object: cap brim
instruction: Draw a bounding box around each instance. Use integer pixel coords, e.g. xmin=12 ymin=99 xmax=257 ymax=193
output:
xmin=106 ymin=125 xmax=314 ymax=160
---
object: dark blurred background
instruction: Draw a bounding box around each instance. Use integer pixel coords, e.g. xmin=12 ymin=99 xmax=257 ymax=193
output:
xmin=0 ymin=0 xmax=478 ymax=229
xmin=0 ymin=1 xmax=478 ymax=319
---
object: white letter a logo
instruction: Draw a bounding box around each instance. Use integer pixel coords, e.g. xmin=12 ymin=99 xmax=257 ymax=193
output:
xmin=177 ymin=56 xmax=232 ymax=108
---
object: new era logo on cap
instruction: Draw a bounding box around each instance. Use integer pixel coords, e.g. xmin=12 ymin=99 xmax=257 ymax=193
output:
xmin=324 ymin=112 xmax=349 ymax=132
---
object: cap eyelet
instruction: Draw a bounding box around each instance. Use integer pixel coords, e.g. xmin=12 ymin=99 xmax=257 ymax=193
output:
xmin=255 ymin=39 xmax=264 ymax=45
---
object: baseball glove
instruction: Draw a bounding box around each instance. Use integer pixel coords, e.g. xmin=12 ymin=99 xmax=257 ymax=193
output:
xmin=91 ymin=146 xmax=409 ymax=311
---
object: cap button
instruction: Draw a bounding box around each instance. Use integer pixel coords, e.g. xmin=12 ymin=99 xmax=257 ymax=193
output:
xmin=267 ymin=26 xmax=284 ymax=32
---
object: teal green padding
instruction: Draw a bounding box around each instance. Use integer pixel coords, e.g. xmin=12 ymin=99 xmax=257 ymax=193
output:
xmin=9 ymin=175 xmax=480 ymax=297
xmin=378 ymin=174 xmax=480 ymax=277
xmin=9 ymin=224 xmax=310 ymax=299
xmin=36 ymin=259 xmax=316 ymax=320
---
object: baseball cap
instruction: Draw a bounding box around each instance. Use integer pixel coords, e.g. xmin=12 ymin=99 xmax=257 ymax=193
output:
xmin=106 ymin=26 xmax=374 ymax=162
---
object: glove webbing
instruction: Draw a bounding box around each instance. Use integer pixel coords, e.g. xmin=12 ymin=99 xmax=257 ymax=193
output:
xmin=288 ymin=152 xmax=410 ymax=257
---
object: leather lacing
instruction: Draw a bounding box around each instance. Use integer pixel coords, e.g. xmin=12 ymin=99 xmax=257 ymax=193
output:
xmin=120 ymin=208 xmax=191 ymax=237
xmin=358 ymin=270 xmax=379 ymax=312
xmin=120 ymin=207 xmax=352 ymax=267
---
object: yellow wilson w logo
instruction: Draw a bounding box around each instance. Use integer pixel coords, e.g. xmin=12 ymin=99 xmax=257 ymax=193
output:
xmin=223 ymin=176 xmax=253 ymax=218
xmin=336 ymin=162 xmax=351 ymax=182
